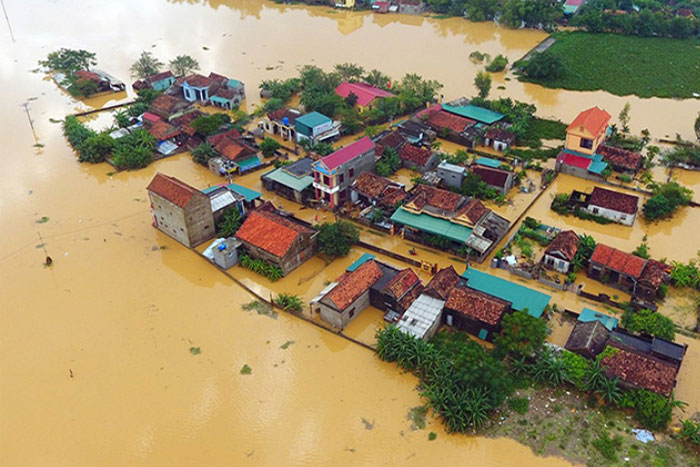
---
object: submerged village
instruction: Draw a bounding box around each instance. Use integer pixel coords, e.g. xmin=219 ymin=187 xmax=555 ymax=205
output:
xmin=40 ymin=9 xmax=700 ymax=463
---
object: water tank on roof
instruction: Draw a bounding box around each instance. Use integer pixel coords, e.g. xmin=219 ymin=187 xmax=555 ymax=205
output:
xmin=283 ymin=117 xmax=289 ymax=126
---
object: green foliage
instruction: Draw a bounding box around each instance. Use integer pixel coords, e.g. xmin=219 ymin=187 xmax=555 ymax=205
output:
xmin=189 ymin=346 xmax=201 ymax=355
xmin=670 ymin=259 xmax=700 ymax=288
xmin=424 ymin=234 xmax=451 ymax=250
xmin=260 ymin=137 xmax=282 ymax=157
xmin=474 ymin=70 xmax=492 ymax=99
xmin=522 ymin=217 xmax=540 ymax=230
xmin=525 ymin=118 xmax=567 ymax=144
xmin=363 ymin=69 xmax=391 ymax=89
xmin=370 ymin=208 xmax=385 ymax=224
xmin=62 ymin=116 xmax=114 ymax=163
xmin=169 ymin=55 xmax=200 ymax=77
xmin=111 ymin=129 xmax=155 ymax=170
xmin=317 ymin=220 xmax=359 ymax=258
xmin=217 ymin=207 xmax=242 ymax=238
xmin=494 ymin=311 xmax=548 ymax=358
xmin=191 ymin=113 xmax=231 ymax=137
xmin=113 ymin=111 xmax=131 ymax=129
xmin=520 ymin=32 xmax=700 ymax=99
xmin=428 ymin=432 xmax=437 ymax=441
xmin=661 ymin=145 xmax=700 ymax=169
xmin=39 ymin=48 xmax=97 ymax=75
xmin=592 ymin=431 xmax=623 ymax=462
xmin=507 ymin=397 xmax=530 ymax=415
xmin=468 ymin=51 xmax=488 ymax=63
xmin=334 ymin=62 xmax=365 ymax=82
xmin=240 ymin=364 xmax=252 ymax=375
xmin=621 ymin=309 xmax=675 ymax=341
xmin=259 ymin=78 xmax=302 ymax=103
xmin=460 ymin=172 xmax=499 ymax=200
xmin=679 ymin=419 xmax=700 ymax=445
xmin=643 ymin=181 xmax=693 ymax=221
xmin=375 ymin=146 xmax=401 ymax=177
xmin=130 ymin=51 xmax=163 ymax=79
xmin=620 ymin=389 xmax=678 ymax=431
xmin=275 ymin=293 xmax=303 ymax=313
xmin=518 ymin=51 xmax=564 ymax=81
xmin=135 ymin=88 xmax=162 ymax=106
xmin=561 ymin=350 xmax=589 ymax=390
xmin=191 ymin=142 xmax=218 ymax=166
xmin=632 ymin=240 xmax=650 ymax=259
xmin=263 ymin=97 xmax=284 ymax=113
xmin=127 ymin=102 xmax=149 ymax=118
xmin=239 ymin=254 xmax=284 ymax=281
xmin=485 ymin=54 xmax=508 ymax=72
xmin=66 ymin=75 xmax=99 ymax=97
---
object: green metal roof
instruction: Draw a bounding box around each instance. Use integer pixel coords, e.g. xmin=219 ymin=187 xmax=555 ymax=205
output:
xmin=563 ymin=5 xmax=579 ymax=14
xmin=390 ymin=207 xmax=472 ymax=244
xmin=210 ymin=95 xmax=232 ymax=104
xmin=588 ymin=154 xmax=608 ymax=175
xmin=347 ymin=253 xmax=376 ymax=272
xmin=461 ymin=268 xmax=550 ymax=318
xmin=235 ymin=156 xmax=261 ymax=172
xmin=201 ymin=185 xmax=221 ymax=195
xmin=295 ymin=111 xmax=331 ymax=129
xmin=475 ymin=156 xmax=502 ymax=168
xmin=578 ymin=308 xmax=618 ymax=331
xmin=442 ymin=104 xmax=504 ymax=125
xmin=226 ymin=183 xmax=261 ymax=202
xmin=262 ymin=167 xmax=313 ymax=192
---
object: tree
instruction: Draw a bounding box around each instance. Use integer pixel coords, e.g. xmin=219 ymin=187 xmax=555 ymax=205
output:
xmin=113 ymin=111 xmax=131 ymax=129
xmin=191 ymin=113 xmax=231 ymax=137
xmin=595 ymin=376 xmax=622 ymax=405
xmin=317 ymin=220 xmax=359 ymax=258
xmin=67 ymin=75 xmax=99 ymax=97
xmin=643 ymin=181 xmax=693 ymax=221
xmin=111 ymin=128 xmax=155 ymax=170
xmin=520 ymin=51 xmax=564 ymax=81
xmin=375 ymin=146 xmax=401 ymax=177
xmin=334 ymin=63 xmax=365 ymax=82
xmin=191 ymin=142 xmax=218 ymax=166
xmin=129 ymin=51 xmax=164 ymax=79
xmin=260 ymin=137 xmax=282 ymax=157
xmin=695 ymin=112 xmax=700 ymax=143
xmin=494 ymin=310 xmax=548 ymax=358
xmin=485 ymin=54 xmax=508 ymax=72
xmin=364 ymin=69 xmax=391 ymax=89
xmin=619 ymin=102 xmax=631 ymax=134
xmin=39 ymin=48 xmax=97 ymax=74
xmin=217 ymin=207 xmax=242 ymax=237
xmin=621 ymin=309 xmax=675 ymax=341
xmin=344 ymin=91 xmax=359 ymax=107
xmin=79 ymin=132 xmax=114 ymax=163
xmin=169 ymin=55 xmax=200 ymax=77
xmin=474 ymin=71 xmax=492 ymax=99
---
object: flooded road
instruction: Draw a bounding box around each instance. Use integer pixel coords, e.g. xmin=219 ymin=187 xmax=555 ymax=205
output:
xmin=1 ymin=0 xmax=697 ymax=464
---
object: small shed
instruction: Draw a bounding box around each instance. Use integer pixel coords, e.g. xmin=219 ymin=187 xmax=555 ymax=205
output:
xmin=565 ymin=320 xmax=610 ymax=360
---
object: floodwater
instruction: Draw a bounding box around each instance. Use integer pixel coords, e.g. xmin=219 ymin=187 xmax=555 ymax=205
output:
xmin=1 ymin=0 xmax=697 ymax=464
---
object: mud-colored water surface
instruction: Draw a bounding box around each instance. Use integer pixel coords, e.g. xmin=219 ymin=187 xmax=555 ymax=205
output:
xmin=1 ymin=0 xmax=697 ymax=464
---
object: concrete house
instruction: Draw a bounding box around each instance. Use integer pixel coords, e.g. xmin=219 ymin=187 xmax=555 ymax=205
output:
xmin=295 ymin=111 xmax=339 ymax=144
xmin=471 ymin=165 xmax=514 ymax=195
xmin=181 ymin=72 xmax=245 ymax=108
xmin=335 ymin=82 xmax=395 ymax=112
xmin=565 ymin=107 xmax=611 ymax=155
xmin=397 ymin=294 xmax=445 ymax=340
xmin=312 ymin=136 xmax=376 ymax=208
xmin=542 ymin=230 xmax=579 ymax=273
xmin=444 ymin=286 xmax=512 ymax=341
xmin=261 ymin=157 xmax=315 ymax=205
xmin=208 ymin=129 xmax=261 ymax=174
xmin=260 ymin=108 xmax=301 ymax=141
xmin=235 ymin=203 xmax=317 ymax=276
xmin=318 ymin=259 xmax=384 ymax=329
xmin=399 ymin=144 xmax=439 ymax=173
xmin=585 ymin=187 xmax=639 ymax=226
xmin=484 ymin=127 xmax=516 ymax=152
xmin=132 ymin=70 xmax=175 ymax=92
xmin=147 ymin=173 xmax=215 ymax=248
xmin=350 ymin=172 xmax=407 ymax=209
xmin=437 ymin=161 xmax=467 ymax=189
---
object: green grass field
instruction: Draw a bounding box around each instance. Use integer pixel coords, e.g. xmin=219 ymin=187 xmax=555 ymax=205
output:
xmin=521 ymin=32 xmax=700 ymax=99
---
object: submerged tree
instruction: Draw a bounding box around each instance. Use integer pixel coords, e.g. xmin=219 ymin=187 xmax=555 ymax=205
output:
xmin=169 ymin=55 xmax=200 ymax=77
xmin=39 ymin=48 xmax=97 ymax=74
xmin=130 ymin=51 xmax=164 ymax=79
xmin=317 ymin=220 xmax=359 ymax=258
xmin=474 ymin=71 xmax=492 ymax=99
xmin=334 ymin=63 xmax=365 ymax=83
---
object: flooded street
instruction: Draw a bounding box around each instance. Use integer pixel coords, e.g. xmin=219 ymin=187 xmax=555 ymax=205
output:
xmin=1 ymin=0 xmax=698 ymax=465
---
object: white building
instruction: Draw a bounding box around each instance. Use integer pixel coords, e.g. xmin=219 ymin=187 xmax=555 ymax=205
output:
xmin=396 ymin=294 xmax=445 ymax=340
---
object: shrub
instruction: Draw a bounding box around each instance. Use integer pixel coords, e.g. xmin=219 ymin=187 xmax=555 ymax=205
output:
xmin=191 ymin=142 xmax=218 ymax=166
xmin=217 ymin=207 xmax=242 ymax=238
xmin=507 ymin=397 xmax=530 ymax=414
xmin=239 ymin=253 xmax=283 ymax=281
xmin=275 ymin=293 xmax=303 ymax=313
xmin=519 ymin=51 xmax=564 ymax=81
xmin=494 ymin=310 xmax=548 ymax=358
xmin=679 ymin=419 xmax=700 ymax=445
xmin=643 ymin=181 xmax=692 ymax=221
xmin=111 ymin=128 xmax=154 ymax=170
xmin=592 ymin=431 xmax=622 ymax=462
xmin=485 ymin=54 xmax=508 ymax=72
xmin=317 ymin=220 xmax=359 ymax=258
xmin=621 ymin=308 xmax=675 ymax=341
xmin=260 ymin=137 xmax=282 ymax=157
xmin=620 ymin=389 xmax=677 ymax=431
xmin=191 ymin=113 xmax=231 ymax=137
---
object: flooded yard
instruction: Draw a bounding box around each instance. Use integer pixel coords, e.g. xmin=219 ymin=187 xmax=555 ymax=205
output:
xmin=1 ymin=0 xmax=698 ymax=464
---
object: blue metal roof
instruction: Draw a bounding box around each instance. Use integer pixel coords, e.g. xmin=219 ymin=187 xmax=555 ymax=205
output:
xmin=578 ymin=308 xmax=618 ymax=331
xmin=475 ymin=156 xmax=503 ymax=168
xmin=347 ymin=253 xmax=376 ymax=272
xmin=226 ymin=183 xmax=261 ymax=202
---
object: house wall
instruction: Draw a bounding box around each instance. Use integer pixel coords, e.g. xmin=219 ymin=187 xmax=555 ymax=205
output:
xmin=555 ymin=160 xmax=605 ymax=183
xmin=313 ymin=148 xmax=376 ymax=208
xmin=399 ymin=2 xmax=424 ymax=14
xmin=184 ymin=194 xmax=216 ymax=247
xmin=149 ymin=192 xmax=214 ymax=248
xmin=544 ymin=253 xmax=571 ymax=273
xmin=319 ymin=289 xmax=370 ymax=329
xmin=279 ymin=233 xmax=317 ymax=275
xmin=586 ymin=204 xmax=636 ymax=226
xmin=444 ymin=309 xmax=501 ymax=341
xmin=437 ymin=167 xmax=465 ymax=189
xmin=152 ymin=77 xmax=175 ymax=91
xmin=565 ymin=127 xmax=605 ymax=155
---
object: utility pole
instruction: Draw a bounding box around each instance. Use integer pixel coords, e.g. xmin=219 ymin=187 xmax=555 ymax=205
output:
xmin=22 ymin=102 xmax=39 ymax=145
xmin=1 ymin=0 xmax=15 ymax=43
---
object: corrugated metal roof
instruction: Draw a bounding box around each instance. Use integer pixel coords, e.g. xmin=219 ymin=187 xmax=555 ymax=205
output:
xmin=227 ymin=183 xmax=261 ymax=202
xmin=442 ymin=104 xmax=504 ymax=125
xmin=209 ymin=190 xmax=238 ymax=212
xmin=475 ymin=156 xmax=503 ymax=168
xmin=397 ymin=294 xmax=445 ymax=340
xmin=296 ymin=111 xmax=331 ymax=129
xmin=578 ymin=308 xmax=619 ymax=331
xmin=390 ymin=207 xmax=472 ymax=243
xmin=262 ymin=167 xmax=313 ymax=192
xmin=236 ymin=156 xmax=262 ymax=172
xmin=347 ymin=253 xmax=376 ymax=272
xmin=461 ymin=268 xmax=550 ymax=318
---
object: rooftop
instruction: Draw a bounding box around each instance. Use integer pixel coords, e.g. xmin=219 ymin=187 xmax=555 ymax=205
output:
xmin=147 ymin=70 xmax=174 ymax=83
xmin=315 ymin=136 xmax=374 ymax=172
xmin=589 ymin=187 xmax=639 ymax=215
xmin=567 ymin=107 xmax=611 ymax=137
xmin=215 ymin=138 xmax=247 ymax=161
xmin=472 ymin=165 xmax=512 ymax=190
xmin=409 ymin=184 xmax=464 ymax=212
xmin=639 ymin=259 xmax=670 ymax=288
xmin=295 ymin=111 xmax=331 ymax=128
xmin=484 ymin=127 xmax=516 ymax=144
xmin=441 ymin=104 xmax=504 ymax=125
xmin=445 ymin=286 xmax=510 ymax=326
xmin=267 ymin=108 xmax=301 ymax=125
xmin=397 ymin=294 xmax=446 ymax=340
xmin=565 ymin=320 xmax=610 ymax=357
xmin=335 ymin=82 xmax=395 ymax=107
xmin=578 ymin=307 xmax=618 ymax=331
xmin=346 ymin=252 xmax=376 ymax=272
xmin=324 ymin=260 xmax=383 ymax=311
xmin=235 ymin=207 xmax=313 ymax=258
xmin=147 ymin=119 xmax=180 ymax=141
xmin=147 ymin=173 xmax=198 ymax=208
xmin=149 ymin=94 xmax=182 ymax=117
xmin=423 ymin=266 xmax=461 ymax=300
xmin=183 ymin=73 xmax=212 ymax=88
xmin=590 ymin=244 xmax=646 ymax=278
xmin=475 ymin=156 xmax=503 ymax=168
xmin=597 ymin=145 xmax=643 ymax=172
xmin=602 ymin=343 xmax=679 ymax=396
xmin=423 ymin=108 xmax=473 ymax=133
xmin=390 ymin=207 xmax=472 ymax=244
xmin=262 ymin=167 xmax=313 ymax=192
xmin=383 ymin=268 xmax=420 ymax=300
xmin=544 ymin=230 xmax=579 ymax=262
xmin=399 ymin=144 xmax=433 ymax=167
xmin=226 ymin=183 xmax=261 ymax=202
xmin=458 ymin=199 xmax=489 ymax=225
xmin=461 ymin=268 xmax=551 ymax=318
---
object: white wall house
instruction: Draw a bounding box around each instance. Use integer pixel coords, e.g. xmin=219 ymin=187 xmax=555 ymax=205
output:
xmin=585 ymin=204 xmax=636 ymax=226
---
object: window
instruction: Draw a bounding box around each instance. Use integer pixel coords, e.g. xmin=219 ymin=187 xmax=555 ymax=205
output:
xmin=314 ymin=172 xmax=320 ymax=182
xmin=580 ymin=138 xmax=593 ymax=150
xmin=323 ymin=175 xmax=330 ymax=186
xmin=349 ymin=168 xmax=355 ymax=178
xmin=339 ymin=173 xmax=345 ymax=184
xmin=349 ymin=308 xmax=355 ymax=318
xmin=592 ymin=207 xmax=599 ymax=214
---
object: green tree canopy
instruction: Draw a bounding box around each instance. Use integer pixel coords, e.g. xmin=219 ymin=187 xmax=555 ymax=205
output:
xmin=191 ymin=113 xmax=231 ymax=137
xmin=474 ymin=70 xmax=492 ymax=99
xmin=494 ymin=310 xmax=548 ymax=358
xmin=260 ymin=137 xmax=282 ymax=157
xmin=169 ymin=55 xmax=200 ymax=77
xmin=130 ymin=51 xmax=164 ymax=79
xmin=39 ymin=48 xmax=97 ymax=74
xmin=520 ymin=51 xmax=564 ymax=81
xmin=317 ymin=220 xmax=359 ymax=258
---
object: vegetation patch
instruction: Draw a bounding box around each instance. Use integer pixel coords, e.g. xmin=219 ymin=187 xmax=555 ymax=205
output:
xmin=240 ymin=364 xmax=252 ymax=375
xmin=643 ymin=181 xmax=693 ymax=221
xmin=189 ymin=346 xmax=201 ymax=355
xmin=407 ymin=405 xmax=428 ymax=430
xmin=239 ymin=254 xmax=284 ymax=282
xmin=241 ymin=300 xmax=278 ymax=319
xmin=518 ymin=32 xmax=700 ymax=99
xmin=275 ymin=293 xmax=303 ymax=314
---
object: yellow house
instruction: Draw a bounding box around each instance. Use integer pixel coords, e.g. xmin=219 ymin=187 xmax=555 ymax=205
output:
xmin=565 ymin=107 xmax=611 ymax=155
xmin=335 ymin=0 xmax=355 ymax=8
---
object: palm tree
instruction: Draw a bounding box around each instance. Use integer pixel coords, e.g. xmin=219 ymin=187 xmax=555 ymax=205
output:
xmin=169 ymin=55 xmax=200 ymax=77
xmin=129 ymin=51 xmax=164 ymax=79
xmin=583 ymin=360 xmax=607 ymax=392
xmin=595 ymin=376 xmax=621 ymax=405
xmin=113 ymin=110 xmax=131 ymax=128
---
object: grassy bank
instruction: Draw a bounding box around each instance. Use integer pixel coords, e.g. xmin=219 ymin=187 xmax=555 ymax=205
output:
xmin=520 ymin=32 xmax=700 ymax=99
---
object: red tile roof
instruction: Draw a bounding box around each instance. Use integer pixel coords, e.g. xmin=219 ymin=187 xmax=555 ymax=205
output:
xmin=409 ymin=185 xmax=464 ymax=212
xmin=589 ymin=187 xmax=639 ymax=215
xmin=208 ymin=72 xmax=228 ymax=84
xmin=378 ymin=130 xmax=406 ymax=151
xmin=184 ymin=73 xmax=212 ymax=88
xmin=325 ymin=260 xmax=384 ymax=310
xmin=558 ymin=151 xmax=592 ymax=170
xmin=353 ymin=172 xmax=395 ymax=198
xmin=639 ymin=260 xmax=670 ymax=288
xmin=149 ymin=95 xmax=181 ymax=117
xmin=567 ymin=107 xmax=611 ymax=138
xmin=597 ymin=145 xmax=643 ymax=172
xmin=318 ymin=136 xmax=374 ymax=171
xmin=147 ymin=120 xmax=180 ymax=141
xmin=423 ymin=266 xmax=460 ymax=300
xmin=383 ymin=268 xmax=420 ymax=300
xmin=446 ymin=286 xmax=510 ymax=326
xmin=147 ymin=173 xmax=197 ymax=208
xmin=472 ymin=165 xmax=511 ymax=190
xmin=590 ymin=244 xmax=646 ymax=278
xmin=485 ymin=127 xmax=516 ymax=144
xmin=602 ymin=344 xmax=678 ymax=396
xmin=459 ymin=199 xmax=489 ymax=224
xmin=399 ymin=144 xmax=433 ymax=167
xmin=207 ymin=129 xmax=242 ymax=147
xmin=213 ymin=87 xmax=236 ymax=99
xmin=424 ymin=109 xmax=474 ymax=133
xmin=215 ymin=138 xmax=246 ymax=161
xmin=544 ymin=230 xmax=579 ymax=262
xmin=235 ymin=209 xmax=313 ymax=258
xmin=142 ymin=112 xmax=161 ymax=123
xmin=75 ymin=70 xmax=100 ymax=82
xmin=335 ymin=82 xmax=395 ymax=107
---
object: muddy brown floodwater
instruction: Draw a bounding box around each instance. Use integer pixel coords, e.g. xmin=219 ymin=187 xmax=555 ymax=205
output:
xmin=1 ymin=0 xmax=697 ymax=465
